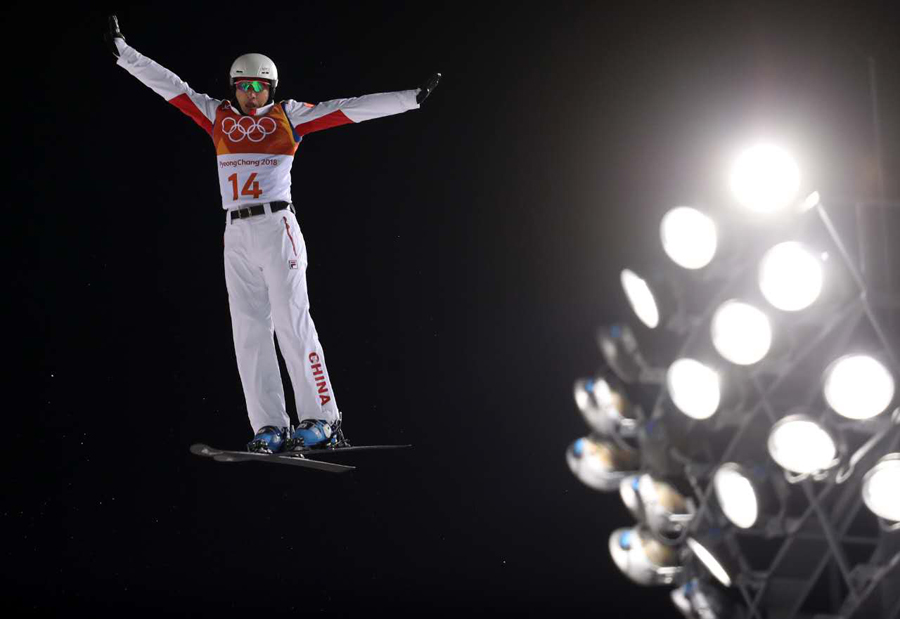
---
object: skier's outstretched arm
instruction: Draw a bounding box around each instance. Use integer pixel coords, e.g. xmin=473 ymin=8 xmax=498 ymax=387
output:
xmin=104 ymin=15 xmax=221 ymax=136
xmin=285 ymin=73 xmax=441 ymax=138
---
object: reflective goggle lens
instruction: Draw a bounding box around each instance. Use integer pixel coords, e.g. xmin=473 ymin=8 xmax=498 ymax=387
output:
xmin=237 ymin=80 xmax=268 ymax=93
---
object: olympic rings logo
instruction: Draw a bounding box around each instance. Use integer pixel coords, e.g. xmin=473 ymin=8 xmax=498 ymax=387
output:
xmin=221 ymin=116 xmax=278 ymax=143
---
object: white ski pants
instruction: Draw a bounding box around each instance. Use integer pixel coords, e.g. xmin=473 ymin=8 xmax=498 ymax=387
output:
xmin=223 ymin=204 xmax=339 ymax=434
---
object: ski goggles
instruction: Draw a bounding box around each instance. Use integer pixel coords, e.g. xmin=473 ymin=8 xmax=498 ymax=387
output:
xmin=235 ymin=80 xmax=270 ymax=93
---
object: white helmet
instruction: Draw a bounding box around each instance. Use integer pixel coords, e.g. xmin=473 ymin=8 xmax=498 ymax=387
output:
xmin=229 ymin=53 xmax=278 ymax=88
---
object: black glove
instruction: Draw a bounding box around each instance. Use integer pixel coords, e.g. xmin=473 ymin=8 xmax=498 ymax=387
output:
xmin=103 ymin=14 xmax=126 ymax=58
xmin=416 ymin=73 xmax=441 ymax=105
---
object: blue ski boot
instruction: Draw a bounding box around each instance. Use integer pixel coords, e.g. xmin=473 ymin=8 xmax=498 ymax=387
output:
xmin=246 ymin=426 xmax=287 ymax=453
xmin=285 ymin=419 xmax=344 ymax=451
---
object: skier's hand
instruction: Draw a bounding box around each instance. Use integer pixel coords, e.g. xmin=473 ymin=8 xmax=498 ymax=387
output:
xmin=416 ymin=73 xmax=441 ymax=105
xmin=103 ymin=14 xmax=126 ymax=58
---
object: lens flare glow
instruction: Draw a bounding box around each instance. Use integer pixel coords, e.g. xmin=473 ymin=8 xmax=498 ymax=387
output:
xmin=713 ymin=464 xmax=759 ymax=529
xmin=823 ymin=355 xmax=895 ymax=420
xmin=730 ymin=144 xmax=800 ymax=213
xmin=767 ymin=416 xmax=837 ymax=475
xmin=759 ymin=242 xmax=824 ymax=311
xmin=862 ymin=454 xmax=900 ymax=522
xmin=660 ymin=207 xmax=718 ymax=269
xmin=667 ymin=358 xmax=721 ymax=419
xmin=621 ymin=269 xmax=660 ymax=329
xmin=711 ymin=301 xmax=772 ymax=365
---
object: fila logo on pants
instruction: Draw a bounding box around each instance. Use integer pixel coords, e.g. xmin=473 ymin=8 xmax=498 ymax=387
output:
xmin=309 ymin=352 xmax=332 ymax=405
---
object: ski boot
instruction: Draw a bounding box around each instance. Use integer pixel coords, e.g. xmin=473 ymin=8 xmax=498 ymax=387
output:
xmin=285 ymin=419 xmax=346 ymax=452
xmin=246 ymin=426 xmax=287 ymax=454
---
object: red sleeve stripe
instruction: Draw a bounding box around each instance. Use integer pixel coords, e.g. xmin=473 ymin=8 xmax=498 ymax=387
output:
xmin=169 ymin=93 xmax=214 ymax=137
xmin=294 ymin=110 xmax=353 ymax=137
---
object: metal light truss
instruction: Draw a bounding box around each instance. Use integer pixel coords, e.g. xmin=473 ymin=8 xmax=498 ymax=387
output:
xmin=572 ymin=198 xmax=900 ymax=619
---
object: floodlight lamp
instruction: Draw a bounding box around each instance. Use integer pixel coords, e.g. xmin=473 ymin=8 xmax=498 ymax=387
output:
xmin=730 ymin=143 xmax=800 ymax=213
xmin=823 ymin=354 xmax=895 ymax=420
xmin=862 ymin=453 xmax=900 ymax=523
xmin=667 ymin=358 xmax=721 ymax=420
xmin=637 ymin=473 xmax=697 ymax=537
xmin=609 ymin=526 xmax=683 ymax=586
xmin=621 ymin=268 xmax=660 ymax=329
xmin=620 ymin=475 xmax=642 ymax=518
xmin=566 ymin=436 xmax=640 ymax=492
xmin=660 ymin=206 xmax=718 ymax=270
xmin=713 ymin=463 xmax=760 ymax=529
xmin=758 ymin=242 xmax=824 ymax=312
xmin=686 ymin=535 xmax=734 ymax=588
xmin=767 ymin=414 xmax=839 ymax=477
xmin=573 ymin=376 xmax=641 ymax=437
xmin=597 ymin=324 xmax=644 ymax=384
xmin=619 ymin=474 xmax=697 ymax=537
xmin=671 ymin=579 xmax=734 ymax=619
xmin=711 ymin=300 xmax=772 ymax=365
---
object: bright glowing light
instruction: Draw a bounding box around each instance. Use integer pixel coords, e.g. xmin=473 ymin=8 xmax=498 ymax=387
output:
xmin=759 ymin=242 xmax=824 ymax=311
xmin=667 ymin=358 xmax=721 ymax=419
xmin=767 ymin=416 xmax=837 ymax=475
xmin=862 ymin=454 xmax=900 ymax=522
xmin=660 ymin=207 xmax=718 ymax=269
xmin=713 ymin=464 xmax=759 ymax=529
xmin=730 ymin=144 xmax=800 ymax=213
xmin=823 ymin=355 xmax=895 ymax=420
xmin=687 ymin=538 xmax=732 ymax=587
xmin=711 ymin=300 xmax=772 ymax=365
xmin=621 ymin=269 xmax=660 ymax=329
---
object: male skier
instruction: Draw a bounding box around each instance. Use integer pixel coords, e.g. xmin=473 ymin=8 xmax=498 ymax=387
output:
xmin=104 ymin=16 xmax=440 ymax=454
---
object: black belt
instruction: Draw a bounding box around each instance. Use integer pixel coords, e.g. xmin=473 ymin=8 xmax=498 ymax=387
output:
xmin=229 ymin=201 xmax=293 ymax=223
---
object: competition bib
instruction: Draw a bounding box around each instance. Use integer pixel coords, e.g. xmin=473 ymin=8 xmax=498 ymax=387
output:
xmin=213 ymin=103 xmax=300 ymax=208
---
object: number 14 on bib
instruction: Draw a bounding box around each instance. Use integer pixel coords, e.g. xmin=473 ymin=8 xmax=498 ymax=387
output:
xmin=228 ymin=172 xmax=263 ymax=200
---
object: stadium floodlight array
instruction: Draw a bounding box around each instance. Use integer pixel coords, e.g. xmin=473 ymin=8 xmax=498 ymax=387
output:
xmin=567 ymin=144 xmax=900 ymax=619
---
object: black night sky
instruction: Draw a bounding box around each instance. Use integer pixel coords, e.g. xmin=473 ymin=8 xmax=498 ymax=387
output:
xmin=13 ymin=3 xmax=900 ymax=617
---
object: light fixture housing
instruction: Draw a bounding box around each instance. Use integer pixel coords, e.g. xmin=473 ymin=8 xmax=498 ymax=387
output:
xmin=596 ymin=324 xmax=650 ymax=385
xmin=767 ymin=414 xmax=839 ymax=477
xmin=862 ymin=453 xmax=900 ymax=523
xmin=618 ymin=473 xmax=696 ymax=538
xmin=566 ymin=435 xmax=640 ymax=492
xmin=660 ymin=206 xmax=718 ymax=270
xmin=573 ymin=375 xmax=642 ymax=438
xmin=609 ymin=525 xmax=684 ymax=586
xmin=671 ymin=578 xmax=735 ymax=619
xmin=823 ymin=354 xmax=895 ymax=420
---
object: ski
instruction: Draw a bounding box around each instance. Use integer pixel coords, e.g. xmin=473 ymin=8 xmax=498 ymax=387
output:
xmin=190 ymin=443 xmax=410 ymax=473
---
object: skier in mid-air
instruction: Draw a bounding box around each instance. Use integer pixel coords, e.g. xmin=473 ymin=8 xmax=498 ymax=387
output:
xmin=104 ymin=16 xmax=440 ymax=454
